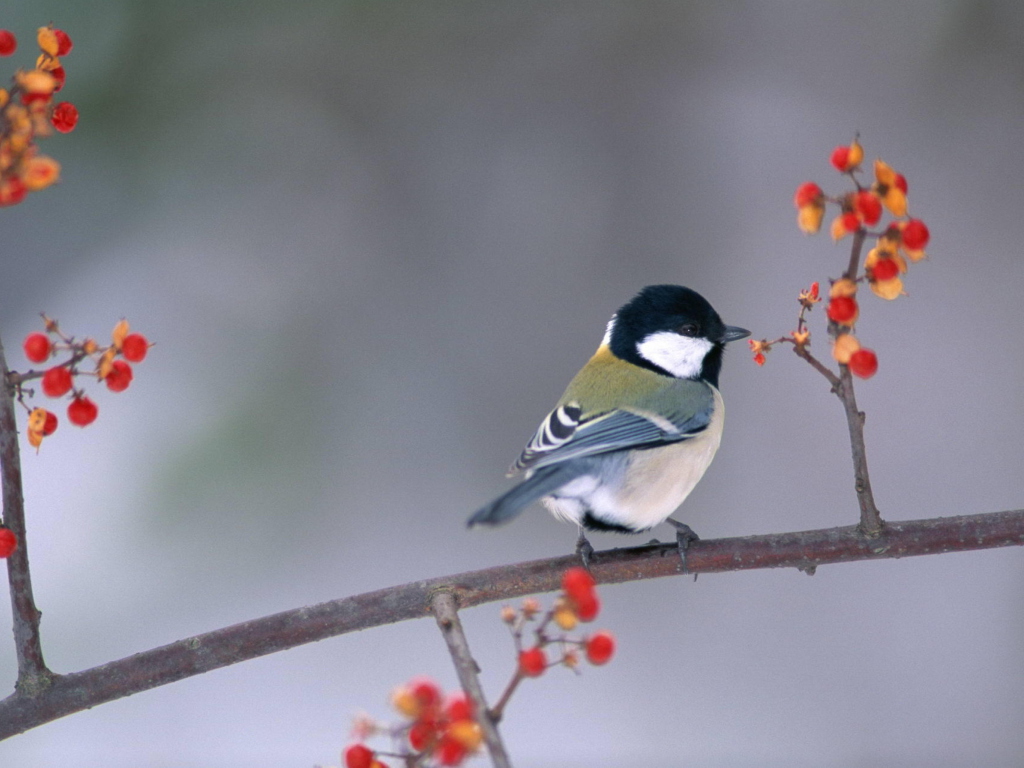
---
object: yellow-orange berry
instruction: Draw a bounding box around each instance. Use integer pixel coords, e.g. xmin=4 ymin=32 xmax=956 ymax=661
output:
xmin=832 ymin=333 xmax=861 ymax=364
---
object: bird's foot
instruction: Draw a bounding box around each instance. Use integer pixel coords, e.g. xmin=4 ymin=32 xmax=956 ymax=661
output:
xmin=666 ymin=519 xmax=700 ymax=576
xmin=575 ymin=530 xmax=595 ymax=571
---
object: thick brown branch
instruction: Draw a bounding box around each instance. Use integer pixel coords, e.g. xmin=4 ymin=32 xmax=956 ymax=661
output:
xmin=1 ymin=508 xmax=1022 ymax=740
xmin=0 ymin=339 xmax=51 ymax=692
xmin=430 ymin=590 xmax=513 ymax=768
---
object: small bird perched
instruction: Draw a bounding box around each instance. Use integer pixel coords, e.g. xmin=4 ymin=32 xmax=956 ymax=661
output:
xmin=468 ymin=284 xmax=749 ymax=565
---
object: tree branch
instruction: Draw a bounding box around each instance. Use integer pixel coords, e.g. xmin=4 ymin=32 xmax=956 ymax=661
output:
xmin=430 ymin=590 xmax=513 ymax=768
xmin=0 ymin=337 xmax=51 ymax=693
xmin=1 ymin=508 xmax=1022 ymax=740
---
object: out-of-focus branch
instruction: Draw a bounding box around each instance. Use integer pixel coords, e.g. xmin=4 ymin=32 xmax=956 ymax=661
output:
xmin=430 ymin=590 xmax=513 ymax=768
xmin=0 ymin=338 xmax=51 ymax=692
xmin=2 ymin=508 xmax=1023 ymax=740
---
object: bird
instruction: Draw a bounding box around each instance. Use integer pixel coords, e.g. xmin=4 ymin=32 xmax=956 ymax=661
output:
xmin=467 ymin=284 xmax=749 ymax=566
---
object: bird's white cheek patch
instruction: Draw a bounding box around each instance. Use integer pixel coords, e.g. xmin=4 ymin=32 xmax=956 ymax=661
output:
xmin=636 ymin=332 xmax=714 ymax=379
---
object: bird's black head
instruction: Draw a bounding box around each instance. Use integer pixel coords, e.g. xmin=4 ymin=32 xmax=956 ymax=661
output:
xmin=605 ymin=284 xmax=750 ymax=386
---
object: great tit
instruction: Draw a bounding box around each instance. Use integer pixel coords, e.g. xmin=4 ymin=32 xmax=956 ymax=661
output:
xmin=468 ymin=284 xmax=749 ymax=563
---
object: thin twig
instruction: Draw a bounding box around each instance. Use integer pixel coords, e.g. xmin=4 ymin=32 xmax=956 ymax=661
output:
xmin=430 ymin=590 xmax=513 ymax=768
xmin=1 ymin=508 xmax=1022 ymax=740
xmin=0 ymin=338 xmax=51 ymax=692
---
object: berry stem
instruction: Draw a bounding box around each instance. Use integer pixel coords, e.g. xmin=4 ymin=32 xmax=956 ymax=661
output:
xmin=0 ymin=335 xmax=52 ymax=690
xmin=429 ymin=590 xmax=513 ymax=768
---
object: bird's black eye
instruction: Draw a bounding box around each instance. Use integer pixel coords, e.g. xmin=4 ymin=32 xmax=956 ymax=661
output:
xmin=677 ymin=323 xmax=699 ymax=337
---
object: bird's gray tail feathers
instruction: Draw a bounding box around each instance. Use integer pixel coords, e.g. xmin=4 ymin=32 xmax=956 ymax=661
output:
xmin=467 ymin=463 xmax=586 ymax=527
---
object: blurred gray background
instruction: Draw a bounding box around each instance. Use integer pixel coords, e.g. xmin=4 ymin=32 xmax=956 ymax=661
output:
xmin=2 ymin=1 xmax=1023 ymax=766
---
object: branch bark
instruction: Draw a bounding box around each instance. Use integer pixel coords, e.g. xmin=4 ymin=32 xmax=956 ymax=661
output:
xmin=2 ymin=508 xmax=1022 ymax=740
xmin=0 ymin=338 xmax=51 ymax=693
xmin=430 ymin=590 xmax=513 ymax=768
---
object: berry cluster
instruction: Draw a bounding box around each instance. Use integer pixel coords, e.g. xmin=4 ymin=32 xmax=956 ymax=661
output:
xmin=14 ymin=317 xmax=150 ymax=450
xmin=341 ymin=678 xmax=482 ymax=768
xmin=333 ymin=570 xmax=616 ymax=767
xmin=0 ymin=25 xmax=79 ymax=206
xmin=751 ymin=137 xmax=931 ymax=378
xmin=507 ymin=567 xmax=616 ymax=679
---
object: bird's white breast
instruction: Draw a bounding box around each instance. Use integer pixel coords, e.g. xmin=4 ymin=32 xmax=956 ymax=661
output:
xmin=541 ymin=385 xmax=725 ymax=531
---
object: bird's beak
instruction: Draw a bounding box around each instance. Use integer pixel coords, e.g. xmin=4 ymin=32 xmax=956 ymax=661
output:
xmin=721 ymin=325 xmax=751 ymax=343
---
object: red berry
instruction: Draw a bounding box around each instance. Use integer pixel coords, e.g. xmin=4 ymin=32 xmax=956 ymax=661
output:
xmin=435 ymin=735 xmax=468 ymax=766
xmin=105 ymin=359 xmax=133 ymax=392
xmin=42 ymin=410 xmax=58 ymax=436
xmin=894 ymin=173 xmax=908 ymax=194
xmin=848 ymin=348 xmax=879 ymax=379
xmin=53 ymin=29 xmax=73 ymax=56
xmin=793 ymin=181 xmax=823 ymax=209
xmin=408 ymin=719 xmax=436 ymax=752
xmin=585 ymin=631 xmax=616 ymax=665
xmin=444 ymin=693 xmax=473 ymax=722
xmin=830 ymin=145 xmax=850 ymax=172
xmin=121 ymin=332 xmax=149 ymax=362
xmin=753 ymin=352 xmax=766 ymax=366
xmin=23 ymin=332 xmax=51 ymax=363
xmin=0 ymin=528 xmax=17 ymax=558
xmin=67 ymin=395 xmax=98 ymax=426
xmin=41 ymin=366 xmax=73 ymax=397
xmin=840 ymin=211 xmax=861 ymax=233
xmin=854 ymin=190 xmax=882 ymax=225
xmin=573 ymin=591 xmax=600 ymax=622
xmin=871 ymin=257 xmax=899 ymax=282
xmin=902 ymin=219 xmax=930 ymax=251
xmin=826 ymin=296 xmax=858 ymax=325
xmin=51 ymin=66 xmax=66 ymax=92
xmin=0 ymin=177 xmax=27 ymax=207
xmin=0 ymin=30 xmax=16 ymax=56
xmin=409 ymin=677 xmax=442 ymax=710
xmin=562 ymin=566 xmax=596 ymax=605
xmin=519 ymin=647 xmax=547 ymax=677
xmin=51 ymin=101 xmax=78 ymax=133
xmin=343 ymin=743 xmax=374 ymax=768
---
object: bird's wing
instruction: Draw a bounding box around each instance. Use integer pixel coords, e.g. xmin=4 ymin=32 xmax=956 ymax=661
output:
xmin=510 ymin=385 xmax=714 ymax=474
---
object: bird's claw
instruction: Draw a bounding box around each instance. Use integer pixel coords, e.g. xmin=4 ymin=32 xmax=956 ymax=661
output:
xmin=575 ymin=530 xmax=595 ymax=571
xmin=667 ymin=519 xmax=700 ymax=576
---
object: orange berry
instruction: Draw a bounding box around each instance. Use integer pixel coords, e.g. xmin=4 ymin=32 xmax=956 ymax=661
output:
xmin=67 ymin=395 xmax=98 ymax=426
xmin=446 ymin=719 xmax=483 ymax=751
xmin=41 ymin=365 xmax=73 ymax=397
xmin=585 ymin=631 xmax=616 ymax=665
xmin=519 ymin=647 xmax=547 ymax=677
xmin=343 ymin=743 xmax=375 ymax=768
xmin=23 ymin=332 xmax=51 ymax=363
xmin=848 ymin=348 xmax=878 ymax=379
xmin=0 ymin=528 xmax=16 ymax=558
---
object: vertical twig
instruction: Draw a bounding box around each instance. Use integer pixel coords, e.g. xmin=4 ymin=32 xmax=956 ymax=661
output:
xmin=0 ymin=336 xmax=51 ymax=691
xmin=836 ymin=228 xmax=883 ymax=535
xmin=430 ymin=590 xmax=513 ymax=768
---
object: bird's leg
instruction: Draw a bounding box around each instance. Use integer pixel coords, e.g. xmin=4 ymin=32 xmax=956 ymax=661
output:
xmin=575 ymin=526 xmax=595 ymax=570
xmin=666 ymin=518 xmax=700 ymax=575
